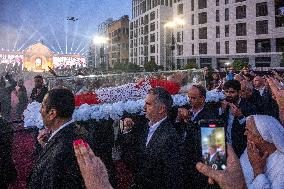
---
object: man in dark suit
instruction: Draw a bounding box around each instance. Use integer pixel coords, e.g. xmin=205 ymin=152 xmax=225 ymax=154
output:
xmin=30 ymin=75 xmax=48 ymax=103
xmin=28 ymin=88 xmax=94 ymax=189
xmin=176 ymin=85 xmax=220 ymax=188
xmin=0 ymin=102 xmax=17 ymax=189
xmin=253 ymin=76 xmax=279 ymax=119
xmin=120 ymin=87 xmax=184 ymax=189
xmin=220 ymin=80 xmax=256 ymax=157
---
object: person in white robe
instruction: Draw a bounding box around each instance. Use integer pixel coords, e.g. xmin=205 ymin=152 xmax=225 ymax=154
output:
xmin=240 ymin=115 xmax=284 ymax=189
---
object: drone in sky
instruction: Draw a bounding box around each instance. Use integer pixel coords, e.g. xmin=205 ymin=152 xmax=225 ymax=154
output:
xmin=67 ymin=17 xmax=79 ymax=21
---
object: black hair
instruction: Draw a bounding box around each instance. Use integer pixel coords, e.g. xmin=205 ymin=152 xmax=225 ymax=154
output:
xmin=34 ymin=75 xmax=43 ymax=79
xmin=192 ymin=85 xmax=207 ymax=98
xmin=45 ymin=88 xmax=75 ymax=118
xmin=148 ymin=87 xmax=173 ymax=114
xmin=223 ymin=80 xmax=241 ymax=91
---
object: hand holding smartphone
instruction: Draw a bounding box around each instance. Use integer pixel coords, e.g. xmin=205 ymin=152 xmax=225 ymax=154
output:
xmin=199 ymin=119 xmax=227 ymax=170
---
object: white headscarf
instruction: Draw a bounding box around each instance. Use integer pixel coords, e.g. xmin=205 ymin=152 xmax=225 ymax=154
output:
xmin=252 ymin=115 xmax=284 ymax=153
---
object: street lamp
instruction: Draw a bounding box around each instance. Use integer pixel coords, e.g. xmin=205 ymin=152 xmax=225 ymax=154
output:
xmin=164 ymin=18 xmax=185 ymax=70
xmin=93 ymin=36 xmax=109 ymax=72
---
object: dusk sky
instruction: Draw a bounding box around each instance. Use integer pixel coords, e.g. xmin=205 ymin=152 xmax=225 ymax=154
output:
xmin=0 ymin=0 xmax=131 ymax=55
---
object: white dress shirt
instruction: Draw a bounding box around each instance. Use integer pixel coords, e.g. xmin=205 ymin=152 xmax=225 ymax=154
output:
xmin=48 ymin=119 xmax=74 ymax=142
xmin=146 ymin=117 xmax=167 ymax=146
xmin=256 ymin=86 xmax=266 ymax=96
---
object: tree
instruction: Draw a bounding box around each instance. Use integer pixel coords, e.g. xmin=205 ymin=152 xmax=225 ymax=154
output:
xmin=144 ymin=60 xmax=159 ymax=72
xmin=232 ymin=59 xmax=248 ymax=71
xmin=182 ymin=60 xmax=198 ymax=70
xmin=281 ymin=52 xmax=284 ymax=67
xmin=127 ymin=63 xmax=141 ymax=72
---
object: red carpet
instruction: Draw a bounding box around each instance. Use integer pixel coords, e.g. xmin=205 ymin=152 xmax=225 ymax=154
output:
xmin=10 ymin=128 xmax=37 ymax=189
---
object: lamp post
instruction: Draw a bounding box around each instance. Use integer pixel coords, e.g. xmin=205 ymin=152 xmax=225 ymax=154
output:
xmin=93 ymin=36 xmax=109 ymax=72
xmin=164 ymin=18 xmax=185 ymax=70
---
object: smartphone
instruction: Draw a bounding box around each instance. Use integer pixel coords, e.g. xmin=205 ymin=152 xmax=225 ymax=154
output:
xmin=198 ymin=119 xmax=227 ymax=170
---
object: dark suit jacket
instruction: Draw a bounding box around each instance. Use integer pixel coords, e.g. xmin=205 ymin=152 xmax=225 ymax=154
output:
xmin=258 ymin=88 xmax=279 ymax=119
xmin=122 ymin=118 xmax=184 ymax=189
xmin=28 ymin=122 xmax=94 ymax=189
xmin=179 ymin=105 xmax=220 ymax=189
xmin=221 ymin=99 xmax=256 ymax=157
xmin=0 ymin=117 xmax=17 ymax=188
xmin=30 ymin=86 xmax=48 ymax=103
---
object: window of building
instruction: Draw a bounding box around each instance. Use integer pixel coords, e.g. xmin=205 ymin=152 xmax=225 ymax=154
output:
xmin=256 ymin=2 xmax=268 ymax=17
xmin=236 ymin=5 xmax=246 ymax=19
xmin=191 ymin=0 xmax=194 ymax=11
xmin=150 ymin=33 xmax=155 ymax=42
xmin=216 ymin=42 xmax=220 ymax=54
xmin=225 ymin=25 xmax=229 ymax=37
xmin=192 ymin=44 xmax=195 ymax=55
xmin=216 ymin=0 xmax=219 ymax=6
xmin=177 ymin=4 xmax=184 ymax=15
xmin=275 ymin=1 xmax=284 ymax=27
xmin=255 ymin=39 xmax=271 ymax=53
xmin=192 ymin=29 xmax=194 ymax=40
xmin=192 ymin=14 xmax=194 ymax=25
xmin=199 ymin=27 xmax=207 ymax=39
xmin=198 ymin=0 xmax=207 ymax=9
xmin=150 ymin=22 xmax=155 ymax=31
xmin=177 ymin=44 xmax=183 ymax=55
xmin=150 ymin=45 xmax=155 ymax=53
xmin=225 ymin=41 xmax=229 ymax=54
xmin=177 ymin=31 xmax=183 ymax=42
xmin=216 ymin=10 xmax=220 ymax=22
xmin=255 ymin=57 xmax=271 ymax=67
xmin=225 ymin=0 xmax=229 ymax=4
xmin=216 ymin=26 xmax=220 ymax=38
xmin=236 ymin=23 xmax=246 ymax=36
xmin=199 ymin=12 xmax=207 ymax=24
xmin=199 ymin=43 xmax=207 ymax=54
xmin=256 ymin=20 xmax=268 ymax=34
xmin=236 ymin=40 xmax=247 ymax=53
xmin=200 ymin=58 xmax=212 ymax=68
xmin=225 ymin=8 xmax=229 ymax=21
xmin=150 ymin=12 xmax=155 ymax=21
xmin=276 ymin=38 xmax=284 ymax=52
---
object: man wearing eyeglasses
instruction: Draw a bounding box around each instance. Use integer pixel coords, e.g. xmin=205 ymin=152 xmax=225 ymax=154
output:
xmin=220 ymin=80 xmax=256 ymax=157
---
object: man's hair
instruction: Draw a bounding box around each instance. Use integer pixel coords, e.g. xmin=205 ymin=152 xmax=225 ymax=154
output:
xmin=192 ymin=85 xmax=207 ymax=98
xmin=223 ymin=80 xmax=241 ymax=91
xmin=45 ymin=88 xmax=75 ymax=118
xmin=148 ymin=87 xmax=173 ymax=114
xmin=34 ymin=75 xmax=43 ymax=79
xmin=241 ymin=80 xmax=254 ymax=92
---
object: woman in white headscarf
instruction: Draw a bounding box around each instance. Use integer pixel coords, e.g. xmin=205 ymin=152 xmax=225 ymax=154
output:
xmin=240 ymin=115 xmax=284 ymax=189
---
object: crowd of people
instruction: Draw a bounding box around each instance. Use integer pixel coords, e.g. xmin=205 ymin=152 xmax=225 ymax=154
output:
xmin=0 ymin=66 xmax=284 ymax=189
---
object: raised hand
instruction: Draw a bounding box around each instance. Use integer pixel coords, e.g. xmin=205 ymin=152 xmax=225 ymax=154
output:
xmin=196 ymin=145 xmax=246 ymax=189
xmin=74 ymin=139 xmax=112 ymax=189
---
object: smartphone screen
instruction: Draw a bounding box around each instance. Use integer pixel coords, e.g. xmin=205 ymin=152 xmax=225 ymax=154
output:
xmin=200 ymin=121 xmax=227 ymax=170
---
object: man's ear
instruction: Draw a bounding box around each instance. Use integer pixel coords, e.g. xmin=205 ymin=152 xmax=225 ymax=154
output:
xmin=48 ymin=109 xmax=57 ymax=120
xmin=158 ymin=104 xmax=166 ymax=114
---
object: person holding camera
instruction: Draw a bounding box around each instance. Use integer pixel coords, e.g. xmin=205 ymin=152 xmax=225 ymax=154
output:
xmin=220 ymin=80 xmax=256 ymax=157
xmin=0 ymin=73 xmax=17 ymax=121
xmin=175 ymin=85 xmax=220 ymax=188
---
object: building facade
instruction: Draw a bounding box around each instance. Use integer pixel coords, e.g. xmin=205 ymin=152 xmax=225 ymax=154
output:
xmin=173 ymin=0 xmax=284 ymax=68
xmin=130 ymin=0 xmax=284 ymax=68
xmin=108 ymin=15 xmax=130 ymax=68
xmin=0 ymin=42 xmax=86 ymax=72
xmin=129 ymin=0 xmax=174 ymax=68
